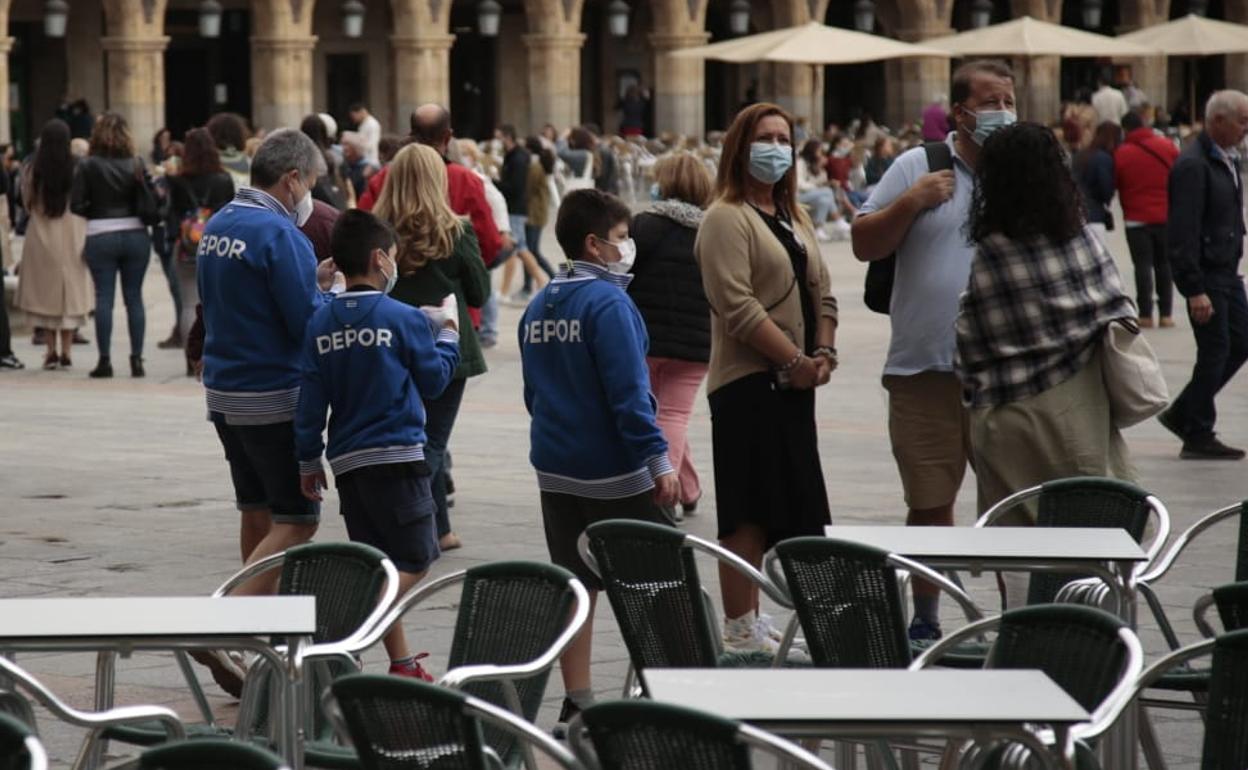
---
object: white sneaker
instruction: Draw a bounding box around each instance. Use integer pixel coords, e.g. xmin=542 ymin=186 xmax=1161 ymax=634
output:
xmin=757 ymin=612 xmax=808 ymax=653
xmin=831 ymin=219 xmax=852 ymax=240
xmin=815 ymin=227 xmax=833 ymax=242
xmin=723 ymin=611 xmax=778 ymax=655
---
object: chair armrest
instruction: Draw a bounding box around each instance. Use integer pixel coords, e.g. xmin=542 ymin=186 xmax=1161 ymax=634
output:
xmin=1071 ymin=627 xmax=1144 ymax=743
xmin=973 ymin=486 xmax=1043 ymax=527
xmin=212 ymin=552 xmax=287 ymax=597
xmin=440 ymin=578 xmax=591 ymax=689
xmin=1193 ymin=592 xmax=1218 ymax=639
xmin=687 ymin=536 xmax=792 ymax=609
xmin=738 ymin=723 xmax=836 ymax=770
xmin=0 ymin=658 xmax=185 ymax=742
xmin=24 ymin=735 xmax=47 ymax=770
xmin=1135 ymin=638 xmax=1217 ymax=694
xmin=908 ymin=615 xmax=1004 ymax=670
xmin=1139 ymin=502 xmax=1242 ymax=584
xmin=294 ymin=558 xmax=401 ymax=662
xmin=887 ymin=554 xmax=985 ymax=623
xmin=346 ymin=570 xmax=469 ymax=654
xmin=466 ymin=696 xmax=580 ymax=770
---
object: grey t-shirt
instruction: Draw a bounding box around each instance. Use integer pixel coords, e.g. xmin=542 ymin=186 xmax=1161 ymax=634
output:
xmin=859 ymin=134 xmax=976 ymax=377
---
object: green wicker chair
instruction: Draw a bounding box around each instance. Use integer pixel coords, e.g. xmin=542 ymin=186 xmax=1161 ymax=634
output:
xmin=911 ymin=605 xmax=1143 ymax=769
xmin=767 ymin=537 xmax=983 ymax=669
xmin=578 ymin=519 xmax=802 ymax=699
xmin=99 ymin=542 xmax=398 ymax=759
xmin=327 ymin=561 xmax=590 ymax=770
xmin=567 ymin=699 xmax=832 ymax=770
xmin=323 ymin=674 xmax=579 ymax=770
xmin=0 ymin=713 xmax=46 ymax=770
xmin=976 ymin=477 xmax=1169 ymax=608
xmin=137 ymin=739 xmax=289 ymax=770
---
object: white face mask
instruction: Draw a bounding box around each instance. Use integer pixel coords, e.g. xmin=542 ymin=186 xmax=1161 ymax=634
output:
xmin=604 ymin=237 xmax=636 ymax=274
xmin=380 ymin=254 xmax=398 ymax=295
xmin=293 ymin=189 xmax=314 ymax=228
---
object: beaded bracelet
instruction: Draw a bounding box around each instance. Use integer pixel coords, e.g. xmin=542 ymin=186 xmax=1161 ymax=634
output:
xmin=777 ymin=350 xmax=804 ymax=372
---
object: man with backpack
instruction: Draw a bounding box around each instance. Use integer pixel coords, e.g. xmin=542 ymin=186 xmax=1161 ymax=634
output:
xmin=850 ymin=60 xmax=1017 ymax=641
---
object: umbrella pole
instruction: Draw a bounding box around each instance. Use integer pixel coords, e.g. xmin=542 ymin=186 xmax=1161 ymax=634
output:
xmin=811 ymin=63 xmax=820 ymax=133
xmin=1189 ymin=58 xmax=1196 ymax=124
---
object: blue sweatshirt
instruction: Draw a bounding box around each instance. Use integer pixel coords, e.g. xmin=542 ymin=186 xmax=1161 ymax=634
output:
xmin=519 ymin=261 xmax=672 ymax=499
xmin=295 ymin=289 xmax=460 ymax=477
xmin=199 ymin=188 xmax=332 ymax=424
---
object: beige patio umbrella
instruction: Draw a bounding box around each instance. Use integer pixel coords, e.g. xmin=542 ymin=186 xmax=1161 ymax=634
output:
xmin=672 ymin=21 xmax=949 ymax=124
xmin=923 ymin=16 xmax=1159 ymax=119
xmin=1120 ymin=14 xmax=1248 ymax=120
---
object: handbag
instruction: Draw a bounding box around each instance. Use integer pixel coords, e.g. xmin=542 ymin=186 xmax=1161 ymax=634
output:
xmin=132 ymin=159 xmax=163 ymax=227
xmin=1101 ymin=318 xmax=1169 ymax=428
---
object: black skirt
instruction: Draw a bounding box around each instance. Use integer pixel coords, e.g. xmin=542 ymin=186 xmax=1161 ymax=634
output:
xmin=709 ymin=372 xmax=832 ymax=546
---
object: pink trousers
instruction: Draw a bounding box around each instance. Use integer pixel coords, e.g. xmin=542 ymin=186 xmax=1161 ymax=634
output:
xmin=647 ymin=356 xmax=708 ymax=506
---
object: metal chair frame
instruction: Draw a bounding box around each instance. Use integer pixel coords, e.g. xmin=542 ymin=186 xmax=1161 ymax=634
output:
xmin=0 ymin=656 xmax=184 ymax=770
xmin=910 ymin=612 xmax=1144 ymax=768
xmin=321 ymin=670 xmax=583 ymax=770
xmin=576 ymin=526 xmax=799 ymax=698
xmin=566 ymin=706 xmax=835 ymax=770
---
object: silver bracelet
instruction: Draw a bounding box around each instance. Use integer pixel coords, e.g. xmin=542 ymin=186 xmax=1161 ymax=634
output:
xmin=777 ymin=350 xmax=804 ymax=372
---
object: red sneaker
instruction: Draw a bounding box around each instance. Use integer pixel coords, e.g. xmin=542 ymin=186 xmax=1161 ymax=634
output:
xmin=388 ymin=652 xmax=434 ymax=682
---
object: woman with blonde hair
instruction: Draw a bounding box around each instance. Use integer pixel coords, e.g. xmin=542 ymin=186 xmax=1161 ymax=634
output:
xmin=627 ymin=153 xmax=714 ymax=522
xmin=71 ymin=111 xmax=154 ymax=378
xmin=374 ymin=143 xmax=491 ymax=552
xmin=695 ymin=102 xmax=838 ymax=655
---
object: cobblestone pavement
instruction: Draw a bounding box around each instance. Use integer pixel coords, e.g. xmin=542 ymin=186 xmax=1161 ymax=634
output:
xmin=1 ymin=222 xmax=1242 ymax=767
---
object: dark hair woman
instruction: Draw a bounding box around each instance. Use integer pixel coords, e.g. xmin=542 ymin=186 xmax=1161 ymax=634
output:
xmin=694 ymin=102 xmax=838 ymax=654
xmin=957 ymin=123 xmax=1136 ymax=543
xmin=151 ymin=127 xmax=172 ymax=166
xmin=71 ymin=112 xmax=154 ymax=378
xmin=300 ymin=114 xmax=348 ymax=210
xmin=165 ymin=127 xmax=235 ymax=374
xmin=1073 ymin=120 xmax=1121 ymax=247
xmin=15 ymin=119 xmax=89 ymax=369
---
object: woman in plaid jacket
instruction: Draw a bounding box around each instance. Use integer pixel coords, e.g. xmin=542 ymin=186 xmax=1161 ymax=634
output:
xmin=956 ymin=122 xmax=1137 ymax=520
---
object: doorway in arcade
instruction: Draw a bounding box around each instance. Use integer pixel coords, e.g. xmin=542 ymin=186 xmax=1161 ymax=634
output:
xmin=163 ymin=8 xmax=253 ymax=139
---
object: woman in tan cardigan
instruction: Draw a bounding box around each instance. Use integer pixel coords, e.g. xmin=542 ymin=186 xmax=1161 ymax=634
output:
xmin=694 ymin=103 xmax=839 ymax=656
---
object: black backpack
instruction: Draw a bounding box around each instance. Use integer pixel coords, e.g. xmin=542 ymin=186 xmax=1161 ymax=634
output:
xmin=863 ymin=142 xmax=954 ymax=315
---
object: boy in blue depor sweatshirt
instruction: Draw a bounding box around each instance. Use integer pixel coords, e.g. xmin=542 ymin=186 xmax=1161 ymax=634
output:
xmin=518 ymin=189 xmax=679 ymax=735
xmin=295 ymin=210 xmax=461 ymax=681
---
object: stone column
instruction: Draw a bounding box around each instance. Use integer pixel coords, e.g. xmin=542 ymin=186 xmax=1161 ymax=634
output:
xmin=892 ymin=23 xmax=955 ymax=129
xmin=1225 ymin=0 xmax=1248 ymax=95
xmin=251 ymin=36 xmax=317 ymax=131
xmin=101 ymin=36 xmax=170 ymax=150
xmin=1118 ymin=2 xmax=1169 ymax=116
xmin=1016 ymin=55 xmax=1061 ymax=122
xmin=0 ymin=37 xmax=13 ymax=144
xmin=524 ymin=33 xmax=586 ymax=131
xmin=392 ymin=34 xmax=455 ymax=124
xmin=771 ymin=64 xmax=823 ymax=132
xmin=650 ymin=32 xmax=709 ymax=139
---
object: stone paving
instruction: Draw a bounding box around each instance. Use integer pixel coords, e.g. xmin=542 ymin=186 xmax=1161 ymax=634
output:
xmin=1 ymin=221 xmax=1244 ymax=768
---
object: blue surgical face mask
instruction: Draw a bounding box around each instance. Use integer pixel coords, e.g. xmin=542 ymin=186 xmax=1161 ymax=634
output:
xmin=748 ymin=142 xmax=793 ymax=184
xmin=649 ymin=182 xmax=662 ymax=201
xmin=970 ymin=108 xmax=1017 ymax=146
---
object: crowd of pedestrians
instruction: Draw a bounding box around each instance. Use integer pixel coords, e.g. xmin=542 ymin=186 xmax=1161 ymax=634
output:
xmin=1 ymin=64 xmax=1246 ymax=744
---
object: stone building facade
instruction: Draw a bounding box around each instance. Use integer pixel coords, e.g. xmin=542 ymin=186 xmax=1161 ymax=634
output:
xmin=1 ymin=0 xmax=1244 ymax=153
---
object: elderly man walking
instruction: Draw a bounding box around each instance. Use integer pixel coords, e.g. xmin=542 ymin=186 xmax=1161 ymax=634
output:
xmin=1159 ymin=90 xmax=1248 ymax=460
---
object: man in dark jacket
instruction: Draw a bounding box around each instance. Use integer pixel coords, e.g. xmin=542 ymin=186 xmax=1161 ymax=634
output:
xmin=1160 ymin=90 xmax=1248 ymax=460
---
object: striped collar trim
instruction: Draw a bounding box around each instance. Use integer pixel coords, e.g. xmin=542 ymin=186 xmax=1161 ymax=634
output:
xmin=556 ymin=260 xmax=633 ymax=289
xmin=234 ymin=187 xmax=294 ymax=220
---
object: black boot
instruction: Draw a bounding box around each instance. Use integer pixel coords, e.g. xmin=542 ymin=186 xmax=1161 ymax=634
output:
xmin=130 ymin=355 xmax=145 ymax=378
xmin=89 ymin=357 xmax=113 ymax=378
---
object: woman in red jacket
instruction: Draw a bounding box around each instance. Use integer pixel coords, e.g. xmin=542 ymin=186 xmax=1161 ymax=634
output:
xmin=1114 ymin=111 xmax=1180 ymax=328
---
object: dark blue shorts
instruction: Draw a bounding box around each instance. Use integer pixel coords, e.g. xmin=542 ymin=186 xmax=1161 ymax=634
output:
xmin=337 ymin=463 xmax=439 ymax=574
xmin=214 ymin=420 xmax=320 ymax=524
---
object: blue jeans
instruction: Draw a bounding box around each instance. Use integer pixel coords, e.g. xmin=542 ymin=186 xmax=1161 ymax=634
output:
xmin=522 ymin=223 xmax=557 ymax=293
xmin=480 ymin=294 xmax=499 ymax=344
xmin=423 ymin=377 xmax=468 ymax=537
xmin=154 ymin=227 xmax=183 ymax=330
xmin=799 ymin=188 xmax=837 ymax=225
xmin=85 ymin=229 xmax=152 ymax=358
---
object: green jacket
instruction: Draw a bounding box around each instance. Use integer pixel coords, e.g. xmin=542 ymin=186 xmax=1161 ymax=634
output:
xmin=390 ymin=221 xmax=491 ymax=380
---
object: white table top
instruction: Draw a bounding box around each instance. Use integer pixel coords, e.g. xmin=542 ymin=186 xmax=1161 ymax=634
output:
xmin=646 ymin=669 xmax=1089 ymax=726
xmin=823 ymin=525 xmax=1146 ymax=563
xmin=0 ymin=596 xmax=316 ymax=640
